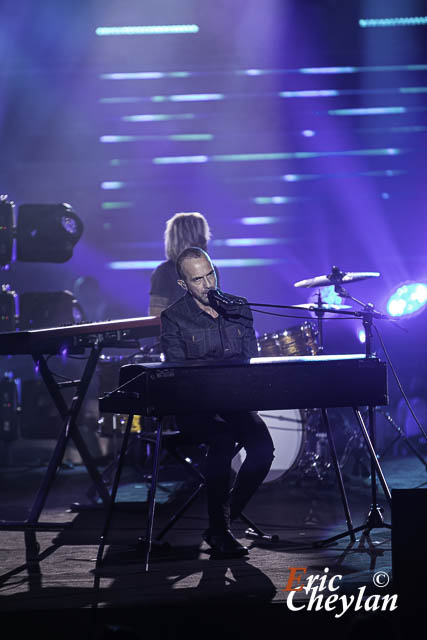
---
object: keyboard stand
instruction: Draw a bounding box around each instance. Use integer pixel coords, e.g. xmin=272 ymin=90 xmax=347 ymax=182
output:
xmin=0 ymin=342 xmax=111 ymax=552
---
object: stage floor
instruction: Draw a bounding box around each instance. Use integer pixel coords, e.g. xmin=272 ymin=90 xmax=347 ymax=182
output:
xmin=0 ymin=445 xmax=425 ymax=639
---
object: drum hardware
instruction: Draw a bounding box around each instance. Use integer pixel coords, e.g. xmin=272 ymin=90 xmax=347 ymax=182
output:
xmin=292 ymin=303 xmax=352 ymax=310
xmin=292 ymin=293 xmax=353 ymax=354
xmin=257 ymin=321 xmax=319 ymax=358
xmin=293 ymin=266 xmax=379 ymax=355
xmin=292 ymin=410 xmax=339 ymax=484
xmin=303 ymin=269 xmax=393 ymax=546
xmin=253 ymin=283 xmax=353 ymax=485
xmin=362 ymin=408 xmax=427 ymax=472
xmin=295 ymin=449 xmax=333 ymax=483
xmin=294 ymin=266 xmax=381 ymax=289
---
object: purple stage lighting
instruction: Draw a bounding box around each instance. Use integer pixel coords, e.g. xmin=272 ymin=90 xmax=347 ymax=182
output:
xmin=386 ymin=283 xmax=427 ymax=317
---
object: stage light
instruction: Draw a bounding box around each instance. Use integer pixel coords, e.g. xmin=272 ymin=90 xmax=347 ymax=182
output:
xmin=0 ymin=285 xmax=18 ymax=331
xmin=386 ymin=283 xmax=427 ymax=317
xmin=0 ymin=373 xmax=19 ymax=442
xmin=16 ymin=203 xmax=83 ymax=263
xmin=19 ymin=290 xmax=85 ymax=329
xmin=358 ymin=328 xmax=366 ymax=344
xmin=0 ymin=198 xmax=14 ymax=266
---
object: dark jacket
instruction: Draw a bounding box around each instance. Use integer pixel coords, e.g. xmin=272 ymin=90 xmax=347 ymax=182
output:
xmin=160 ymin=292 xmax=258 ymax=362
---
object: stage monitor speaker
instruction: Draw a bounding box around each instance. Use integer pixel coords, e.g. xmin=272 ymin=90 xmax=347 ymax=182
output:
xmin=392 ymin=488 xmax=427 ymax=613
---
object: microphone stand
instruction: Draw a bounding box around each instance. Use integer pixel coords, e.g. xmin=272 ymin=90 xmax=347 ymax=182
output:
xmin=313 ymin=283 xmax=392 ymax=546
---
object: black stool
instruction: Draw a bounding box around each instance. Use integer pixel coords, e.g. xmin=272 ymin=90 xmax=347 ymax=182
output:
xmin=95 ymin=414 xmax=278 ymax=572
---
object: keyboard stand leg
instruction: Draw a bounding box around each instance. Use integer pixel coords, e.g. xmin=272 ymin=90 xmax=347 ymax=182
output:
xmin=95 ymin=413 xmax=135 ymax=569
xmin=353 ymin=407 xmax=392 ymax=506
xmin=315 ymin=406 xmax=391 ymax=547
xmin=138 ymin=418 xmax=164 ymax=571
xmin=27 ymin=344 xmax=110 ymax=524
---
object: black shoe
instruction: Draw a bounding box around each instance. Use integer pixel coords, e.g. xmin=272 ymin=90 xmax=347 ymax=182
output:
xmin=203 ymin=528 xmax=249 ymax=558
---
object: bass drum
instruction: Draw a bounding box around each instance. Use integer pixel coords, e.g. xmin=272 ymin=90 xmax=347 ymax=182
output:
xmin=232 ymin=408 xmax=306 ymax=483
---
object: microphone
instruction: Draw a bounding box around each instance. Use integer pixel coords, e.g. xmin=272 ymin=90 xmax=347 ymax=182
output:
xmin=207 ymin=289 xmax=245 ymax=307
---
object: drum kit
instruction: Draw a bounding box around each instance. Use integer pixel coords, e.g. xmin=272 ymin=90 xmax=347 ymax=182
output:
xmin=96 ymin=267 xmax=382 ymax=488
xmin=233 ymin=267 xmax=381 ymax=486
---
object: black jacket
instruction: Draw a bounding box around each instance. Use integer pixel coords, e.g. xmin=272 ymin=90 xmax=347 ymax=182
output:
xmin=160 ymin=292 xmax=258 ymax=362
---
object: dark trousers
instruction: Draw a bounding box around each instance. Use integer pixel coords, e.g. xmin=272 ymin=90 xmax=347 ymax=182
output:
xmin=176 ymin=411 xmax=275 ymax=532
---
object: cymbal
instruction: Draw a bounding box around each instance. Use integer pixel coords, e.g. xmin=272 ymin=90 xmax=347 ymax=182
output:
xmin=294 ymin=270 xmax=380 ymax=288
xmin=292 ymin=303 xmax=352 ymax=310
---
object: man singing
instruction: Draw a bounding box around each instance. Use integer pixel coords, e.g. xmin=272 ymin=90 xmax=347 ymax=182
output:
xmin=160 ymin=247 xmax=274 ymax=558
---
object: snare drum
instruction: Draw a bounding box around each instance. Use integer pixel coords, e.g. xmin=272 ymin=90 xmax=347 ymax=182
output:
xmin=256 ymin=333 xmax=281 ymax=357
xmin=257 ymin=322 xmax=318 ymax=357
xmin=232 ymin=408 xmax=306 ymax=483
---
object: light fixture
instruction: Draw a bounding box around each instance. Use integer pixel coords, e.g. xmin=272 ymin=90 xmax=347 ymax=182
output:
xmin=1 ymin=198 xmax=83 ymax=265
xmin=0 ymin=284 xmax=18 ymax=331
xmin=386 ymin=282 xmax=427 ymax=317
xmin=0 ymin=373 xmax=19 ymax=442
xmin=16 ymin=203 xmax=83 ymax=263
xmin=0 ymin=198 xmax=14 ymax=266
xmin=19 ymin=290 xmax=85 ymax=330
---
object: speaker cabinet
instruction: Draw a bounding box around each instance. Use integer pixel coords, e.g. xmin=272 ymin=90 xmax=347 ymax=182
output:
xmin=392 ymin=488 xmax=427 ymax=613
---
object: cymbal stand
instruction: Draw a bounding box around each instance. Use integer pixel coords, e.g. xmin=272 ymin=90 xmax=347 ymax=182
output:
xmin=316 ymin=286 xmax=392 ymax=546
xmin=313 ymin=291 xmax=325 ymax=353
xmin=375 ymin=408 xmax=427 ymax=470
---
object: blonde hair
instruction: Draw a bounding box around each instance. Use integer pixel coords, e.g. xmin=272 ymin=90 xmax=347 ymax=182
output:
xmin=164 ymin=212 xmax=211 ymax=262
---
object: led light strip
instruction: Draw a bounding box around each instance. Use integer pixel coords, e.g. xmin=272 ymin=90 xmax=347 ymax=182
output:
xmin=359 ymin=16 xmax=427 ymax=28
xmin=96 ymin=25 xmax=199 ymax=36
xmin=100 ymin=134 xmax=212 ymax=143
xmin=99 ymin=64 xmax=427 ymax=80
xmin=328 ymin=106 xmax=427 ymax=116
xmin=101 ymin=202 xmax=132 ymax=210
xmin=213 ymin=238 xmax=290 ymax=247
xmin=100 ymin=86 xmax=427 ymax=105
xmin=108 ymin=258 xmax=286 ymax=270
xmin=253 ymin=196 xmax=306 ymax=205
xmin=152 ymin=148 xmax=407 ymax=164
